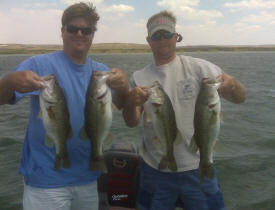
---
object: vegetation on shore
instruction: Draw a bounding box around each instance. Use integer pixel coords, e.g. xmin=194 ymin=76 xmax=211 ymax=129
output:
xmin=1 ymin=43 xmax=275 ymax=54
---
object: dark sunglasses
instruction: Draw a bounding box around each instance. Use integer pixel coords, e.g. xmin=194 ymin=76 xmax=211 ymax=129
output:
xmin=65 ymin=25 xmax=93 ymax=35
xmin=151 ymin=31 xmax=175 ymax=41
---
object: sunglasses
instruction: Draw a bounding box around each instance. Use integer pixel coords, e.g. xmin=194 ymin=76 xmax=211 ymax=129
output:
xmin=151 ymin=31 xmax=175 ymax=41
xmin=65 ymin=25 xmax=93 ymax=35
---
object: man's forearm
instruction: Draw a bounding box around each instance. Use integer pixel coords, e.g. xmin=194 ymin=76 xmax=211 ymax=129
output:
xmin=122 ymin=102 xmax=142 ymax=127
xmin=0 ymin=75 xmax=14 ymax=105
xmin=218 ymin=74 xmax=246 ymax=104
xmin=112 ymin=88 xmax=129 ymax=110
xmin=229 ymin=79 xmax=246 ymax=103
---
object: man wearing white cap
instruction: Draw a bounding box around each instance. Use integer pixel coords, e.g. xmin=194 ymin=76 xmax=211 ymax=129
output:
xmin=123 ymin=10 xmax=246 ymax=210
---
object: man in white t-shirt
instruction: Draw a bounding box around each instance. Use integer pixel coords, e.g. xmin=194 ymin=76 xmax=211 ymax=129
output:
xmin=123 ymin=10 xmax=246 ymax=210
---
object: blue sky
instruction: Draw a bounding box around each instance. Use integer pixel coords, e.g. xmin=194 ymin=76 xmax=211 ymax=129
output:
xmin=1 ymin=0 xmax=275 ymax=46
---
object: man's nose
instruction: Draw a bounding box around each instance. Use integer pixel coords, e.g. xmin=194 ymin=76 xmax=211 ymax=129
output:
xmin=76 ymin=29 xmax=83 ymax=36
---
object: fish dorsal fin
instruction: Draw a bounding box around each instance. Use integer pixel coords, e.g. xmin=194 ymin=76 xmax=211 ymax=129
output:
xmin=78 ymin=127 xmax=90 ymax=141
xmin=189 ymin=136 xmax=199 ymax=153
xmin=45 ymin=135 xmax=55 ymax=147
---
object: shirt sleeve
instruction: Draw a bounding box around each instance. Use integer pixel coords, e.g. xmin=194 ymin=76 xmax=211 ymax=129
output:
xmin=195 ymin=58 xmax=224 ymax=81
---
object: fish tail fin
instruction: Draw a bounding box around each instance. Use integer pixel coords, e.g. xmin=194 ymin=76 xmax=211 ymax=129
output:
xmin=54 ymin=153 xmax=70 ymax=170
xmin=199 ymin=163 xmax=215 ymax=182
xmin=90 ymin=157 xmax=107 ymax=173
xmin=158 ymin=156 xmax=169 ymax=170
xmin=78 ymin=127 xmax=90 ymax=141
xmin=159 ymin=156 xmax=178 ymax=171
xmin=168 ymin=156 xmax=178 ymax=171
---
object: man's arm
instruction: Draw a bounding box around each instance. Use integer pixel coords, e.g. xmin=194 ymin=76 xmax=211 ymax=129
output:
xmin=122 ymin=86 xmax=148 ymax=127
xmin=217 ymin=74 xmax=246 ymax=104
xmin=0 ymin=71 xmax=43 ymax=105
xmin=106 ymin=68 xmax=130 ymax=110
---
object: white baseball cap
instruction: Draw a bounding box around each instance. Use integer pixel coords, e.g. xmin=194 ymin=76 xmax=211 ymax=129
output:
xmin=147 ymin=15 xmax=176 ymax=37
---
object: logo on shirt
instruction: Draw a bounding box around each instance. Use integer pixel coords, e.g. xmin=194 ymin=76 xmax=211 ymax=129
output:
xmin=177 ymin=79 xmax=196 ymax=100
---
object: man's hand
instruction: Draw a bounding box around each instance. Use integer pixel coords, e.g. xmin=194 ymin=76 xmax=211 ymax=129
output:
xmin=0 ymin=70 xmax=43 ymax=105
xmin=217 ymin=74 xmax=246 ymax=103
xmin=122 ymin=86 xmax=148 ymax=127
xmin=107 ymin=68 xmax=129 ymax=92
xmin=8 ymin=70 xmax=43 ymax=93
xmin=106 ymin=68 xmax=130 ymax=109
xmin=127 ymin=86 xmax=149 ymax=107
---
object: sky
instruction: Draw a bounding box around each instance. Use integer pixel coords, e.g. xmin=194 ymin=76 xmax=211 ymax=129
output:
xmin=0 ymin=0 xmax=275 ymax=46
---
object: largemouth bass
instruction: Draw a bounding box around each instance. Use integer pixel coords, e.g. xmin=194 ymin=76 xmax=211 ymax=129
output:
xmin=80 ymin=71 xmax=113 ymax=172
xmin=39 ymin=74 xmax=72 ymax=170
xmin=146 ymin=81 xmax=178 ymax=171
xmin=190 ymin=78 xmax=222 ymax=182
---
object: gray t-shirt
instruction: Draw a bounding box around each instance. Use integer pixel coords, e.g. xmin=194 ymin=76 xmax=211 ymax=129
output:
xmin=131 ymin=55 xmax=222 ymax=172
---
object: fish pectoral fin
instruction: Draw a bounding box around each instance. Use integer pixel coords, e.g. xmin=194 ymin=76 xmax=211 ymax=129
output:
xmin=45 ymin=135 xmax=55 ymax=147
xmin=210 ymin=111 xmax=218 ymax=125
xmin=47 ymin=107 xmax=55 ymax=119
xmin=78 ymin=127 xmax=90 ymax=141
xmin=174 ymin=130 xmax=182 ymax=145
xmin=189 ymin=136 xmax=199 ymax=153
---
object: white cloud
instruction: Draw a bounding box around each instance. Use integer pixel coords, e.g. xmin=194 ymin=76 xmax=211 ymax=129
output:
xmin=0 ymin=8 xmax=63 ymax=44
xmin=94 ymin=19 xmax=147 ymax=44
xmin=104 ymin=4 xmax=134 ymax=13
xmin=156 ymin=0 xmax=223 ymax=23
xmin=178 ymin=6 xmax=223 ymax=21
xmin=224 ymin=0 xmax=275 ymax=10
xmin=157 ymin=0 xmax=200 ymax=7
xmin=238 ymin=11 xmax=275 ymax=25
xmin=61 ymin=0 xmax=104 ymax=6
xmin=179 ymin=22 xmax=274 ymax=46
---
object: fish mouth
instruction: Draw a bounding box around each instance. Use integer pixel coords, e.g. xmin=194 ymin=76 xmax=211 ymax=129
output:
xmin=203 ymin=78 xmax=222 ymax=89
xmin=152 ymin=102 xmax=161 ymax=108
xmin=208 ymin=103 xmax=217 ymax=109
xmin=96 ymin=89 xmax=108 ymax=100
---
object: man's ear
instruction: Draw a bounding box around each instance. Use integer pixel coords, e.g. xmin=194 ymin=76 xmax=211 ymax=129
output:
xmin=146 ymin=36 xmax=151 ymax=44
xmin=177 ymin=34 xmax=183 ymax=42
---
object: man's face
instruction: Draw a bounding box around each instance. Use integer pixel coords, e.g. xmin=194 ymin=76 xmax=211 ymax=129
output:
xmin=147 ymin=30 xmax=177 ymax=60
xmin=62 ymin=17 xmax=94 ymax=56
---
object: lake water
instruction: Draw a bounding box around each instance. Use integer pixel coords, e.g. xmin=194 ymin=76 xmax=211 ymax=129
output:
xmin=0 ymin=52 xmax=275 ymax=210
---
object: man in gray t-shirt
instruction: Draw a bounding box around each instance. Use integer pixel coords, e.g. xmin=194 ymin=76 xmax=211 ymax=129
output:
xmin=123 ymin=10 xmax=246 ymax=210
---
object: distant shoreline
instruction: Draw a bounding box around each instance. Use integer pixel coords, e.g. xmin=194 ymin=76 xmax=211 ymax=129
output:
xmin=1 ymin=43 xmax=275 ymax=54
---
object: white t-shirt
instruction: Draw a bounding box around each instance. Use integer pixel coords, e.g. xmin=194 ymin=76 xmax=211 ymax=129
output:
xmin=132 ymin=55 xmax=222 ymax=172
